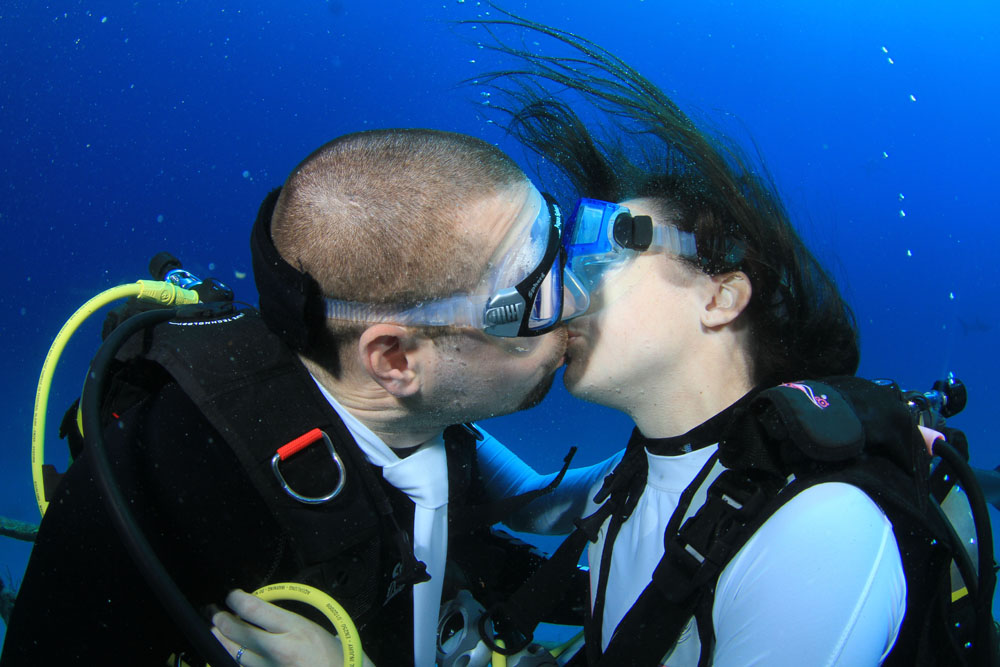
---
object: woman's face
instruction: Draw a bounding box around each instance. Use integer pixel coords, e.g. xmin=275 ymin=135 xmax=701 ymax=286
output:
xmin=562 ymin=198 xmax=717 ymax=412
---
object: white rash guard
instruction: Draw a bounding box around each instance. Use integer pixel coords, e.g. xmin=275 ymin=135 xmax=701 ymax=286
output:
xmin=585 ymin=445 xmax=908 ymax=667
xmin=473 ymin=428 xmax=906 ymax=666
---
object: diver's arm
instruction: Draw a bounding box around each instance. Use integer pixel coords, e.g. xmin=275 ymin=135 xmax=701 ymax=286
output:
xmin=474 ymin=428 xmax=623 ymax=534
xmin=710 ymin=483 xmax=905 ymax=666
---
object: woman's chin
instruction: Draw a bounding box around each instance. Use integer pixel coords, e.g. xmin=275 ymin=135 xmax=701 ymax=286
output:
xmin=561 ymin=357 xmax=588 ymax=395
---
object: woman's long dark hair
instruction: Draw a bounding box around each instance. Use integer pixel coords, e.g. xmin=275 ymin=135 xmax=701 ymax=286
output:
xmin=467 ymin=9 xmax=859 ymax=384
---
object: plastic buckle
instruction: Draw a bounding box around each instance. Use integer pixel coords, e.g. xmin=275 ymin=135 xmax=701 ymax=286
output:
xmin=271 ymin=428 xmax=346 ymax=505
xmin=706 ymin=471 xmax=772 ymax=520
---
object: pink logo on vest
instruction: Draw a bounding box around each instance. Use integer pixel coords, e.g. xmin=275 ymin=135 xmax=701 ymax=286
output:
xmin=781 ymin=382 xmax=831 ymax=409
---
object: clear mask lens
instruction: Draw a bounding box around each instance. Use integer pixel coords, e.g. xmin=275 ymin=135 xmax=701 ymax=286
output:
xmin=560 ymin=266 xmax=591 ymax=322
xmin=527 ymin=258 xmax=563 ymax=330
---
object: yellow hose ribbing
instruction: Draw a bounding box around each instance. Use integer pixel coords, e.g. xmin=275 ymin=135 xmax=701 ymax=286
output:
xmin=32 ymin=281 xmax=198 ymax=516
xmin=253 ymin=583 xmax=363 ymax=667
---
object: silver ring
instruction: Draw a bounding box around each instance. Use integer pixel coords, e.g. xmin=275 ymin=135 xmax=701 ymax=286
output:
xmin=235 ymin=645 xmax=246 ymax=664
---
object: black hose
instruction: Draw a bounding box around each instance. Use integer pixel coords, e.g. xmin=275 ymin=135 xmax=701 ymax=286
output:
xmin=929 ymin=500 xmax=979 ymax=599
xmin=81 ymin=306 xmax=238 ymax=667
xmin=934 ymin=438 xmax=998 ymax=666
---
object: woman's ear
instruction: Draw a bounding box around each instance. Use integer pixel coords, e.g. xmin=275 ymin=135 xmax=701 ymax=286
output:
xmin=702 ymin=271 xmax=752 ymax=328
xmin=357 ymin=324 xmax=427 ymax=397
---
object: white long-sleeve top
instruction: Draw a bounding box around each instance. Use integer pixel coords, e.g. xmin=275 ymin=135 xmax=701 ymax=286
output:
xmin=474 ymin=432 xmax=907 ymax=666
xmin=583 ymin=445 xmax=907 ymax=666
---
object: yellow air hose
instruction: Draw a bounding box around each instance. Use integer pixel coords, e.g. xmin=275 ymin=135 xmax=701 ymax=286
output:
xmin=32 ymin=280 xmax=199 ymax=516
xmin=492 ymin=638 xmax=507 ymax=667
xmin=201 ymin=583 xmax=363 ymax=667
xmin=547 ymin=630 xmax=584 ymax=658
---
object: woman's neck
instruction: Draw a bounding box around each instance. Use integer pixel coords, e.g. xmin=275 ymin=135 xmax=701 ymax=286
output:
xmin=628 ymin=347 xmax=754 ymax=439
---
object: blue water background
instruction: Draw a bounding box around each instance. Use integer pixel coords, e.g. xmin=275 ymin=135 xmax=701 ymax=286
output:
xmin=1 ymin=0 xmax=997 ymax=650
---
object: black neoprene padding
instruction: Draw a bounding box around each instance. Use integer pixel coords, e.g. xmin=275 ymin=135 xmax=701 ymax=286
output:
xmin=249 ymin=187 xmax=325 ymax=351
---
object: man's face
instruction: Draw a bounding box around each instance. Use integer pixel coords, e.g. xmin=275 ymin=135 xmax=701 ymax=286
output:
xmin=421 ymin=182 xmax=568 ymax=423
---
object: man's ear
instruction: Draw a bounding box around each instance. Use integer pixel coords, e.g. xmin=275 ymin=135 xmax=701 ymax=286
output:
xmin=702 ymin=271 xmax=752 ymax=328
xmin=357 ymin=324 xmax=427 ymax=397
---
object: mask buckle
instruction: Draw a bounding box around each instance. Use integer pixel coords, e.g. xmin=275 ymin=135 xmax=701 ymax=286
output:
xmin=612 ymin=213 xmax=653 ymax=251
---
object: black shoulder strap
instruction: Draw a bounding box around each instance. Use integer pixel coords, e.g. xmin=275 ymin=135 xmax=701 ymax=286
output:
xmin=136 ymin=309 xmax=376 ymax=553
xmin=123 ymin=307 xmax=435 ymax=617
xmin=595 ymin=460 xmax=783 ymax=666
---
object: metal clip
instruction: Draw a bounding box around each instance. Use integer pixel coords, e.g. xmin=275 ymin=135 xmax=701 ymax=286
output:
xmin=271 ymin=428 xmax=346 ymax=504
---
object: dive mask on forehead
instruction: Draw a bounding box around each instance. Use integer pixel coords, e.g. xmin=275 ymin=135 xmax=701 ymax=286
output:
xmin=561 ymin=198 xmax=698 ymax=320
xmin=325 ymin=189 xmax=586 ymax=337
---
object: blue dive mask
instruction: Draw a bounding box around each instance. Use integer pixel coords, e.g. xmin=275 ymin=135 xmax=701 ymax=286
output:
xmin=561 ymin=198 xmax=698 ymax=320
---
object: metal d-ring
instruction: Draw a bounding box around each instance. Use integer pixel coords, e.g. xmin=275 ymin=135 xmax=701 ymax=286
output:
xmin=271 ymin=428 xmax=346 ymax=504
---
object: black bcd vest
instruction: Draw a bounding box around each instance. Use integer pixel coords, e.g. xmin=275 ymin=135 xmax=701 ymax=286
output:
xmin=52 ymin=303 xmax=540 ymax=665
xmin=585 ymin=377 xmax=997 ymax=667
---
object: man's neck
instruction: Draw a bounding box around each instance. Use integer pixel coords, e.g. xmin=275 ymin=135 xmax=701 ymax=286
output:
xmin=301 ymin=355 xmax=442 ymax=449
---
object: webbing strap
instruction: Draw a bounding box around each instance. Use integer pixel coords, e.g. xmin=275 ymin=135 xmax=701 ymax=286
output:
xmin=478 ymin=525 xmax=591 ymax=655
xmin=591 ymin=451 xmax=722 ymax=666
xmin=586 ymin=456 xmax=651 ymax=663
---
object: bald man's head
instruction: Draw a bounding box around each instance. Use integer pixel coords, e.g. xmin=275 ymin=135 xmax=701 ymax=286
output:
xmin=271 ymin=129 xmax=527 ymax=307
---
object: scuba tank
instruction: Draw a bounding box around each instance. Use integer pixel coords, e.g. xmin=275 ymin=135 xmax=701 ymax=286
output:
xmin=897 ymin=376 xmax=984 ymax=607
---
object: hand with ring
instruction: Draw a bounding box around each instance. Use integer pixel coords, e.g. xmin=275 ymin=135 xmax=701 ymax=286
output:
xmin=211 ymin=589 xmax=372 ymax=667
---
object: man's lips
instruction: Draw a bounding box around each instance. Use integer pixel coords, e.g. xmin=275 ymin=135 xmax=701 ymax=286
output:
xmin=565 ymin=331 xmax=583 ymax=362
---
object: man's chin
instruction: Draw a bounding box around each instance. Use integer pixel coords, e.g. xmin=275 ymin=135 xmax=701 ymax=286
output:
xmin=516 ymin=368 xmax=558 ymax=411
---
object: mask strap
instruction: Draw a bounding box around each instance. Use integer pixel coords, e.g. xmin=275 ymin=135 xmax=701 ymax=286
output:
xmin=250 ymin=187 xmax=326 ymax=350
